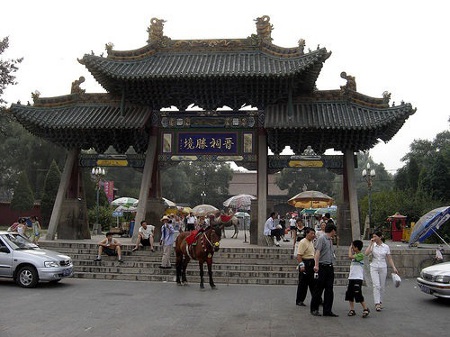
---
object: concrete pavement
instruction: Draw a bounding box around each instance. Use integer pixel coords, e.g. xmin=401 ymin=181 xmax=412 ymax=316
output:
xmin=1 ymin=276 xmax=449 ymax=337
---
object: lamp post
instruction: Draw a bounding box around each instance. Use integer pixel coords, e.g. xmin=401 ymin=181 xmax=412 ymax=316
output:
xmin=91 ymin=166 xmax=105 ymax=235
xmin=201 ymin=191 xmax=206 ymax=204
xmin=362 ymin=163 xmax=376 ymax=239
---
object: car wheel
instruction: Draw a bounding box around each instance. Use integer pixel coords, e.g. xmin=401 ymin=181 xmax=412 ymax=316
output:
xmin=16 ymin=265 xmax=39 ymax=288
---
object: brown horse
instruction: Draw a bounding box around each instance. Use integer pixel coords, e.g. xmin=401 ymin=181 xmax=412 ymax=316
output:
xmin=175 ymin=225 xmax=222 ymax=289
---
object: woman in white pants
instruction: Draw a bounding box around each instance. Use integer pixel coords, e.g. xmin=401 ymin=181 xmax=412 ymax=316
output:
xmin=365 ymin=231 xmax=398 ymax=311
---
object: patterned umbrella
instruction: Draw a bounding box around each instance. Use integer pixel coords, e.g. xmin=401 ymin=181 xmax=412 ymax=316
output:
xmin=409 ymin=206 xmax=450 ymax=246
xmin=192 ymin=204 xmax=219 ymax=217
xmin=114 ymin=205 xmax=137 ymax=213
xmin=223 ymin=194 xmax=257 ymax=210
xmin=132 ymin=197 xmax=176 ymax=208
xmin=111 ymin=197 xmax=138 ymax=207
xmin=234 ymin=211 xmax=250 ymax=218
xmin=287 ymin=190 xmax=333 ymax=209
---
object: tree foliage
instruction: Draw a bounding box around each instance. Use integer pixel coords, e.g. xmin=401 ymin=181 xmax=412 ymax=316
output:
xmin=1 ymin=37 xmax=23 ymax=134
xmin=10 ymin=171 xmax=34 ymax=212
xmin=160 ymin=161 xmax=233 ymax=208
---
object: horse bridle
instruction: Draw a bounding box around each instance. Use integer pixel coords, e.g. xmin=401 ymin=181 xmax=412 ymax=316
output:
xmin=201 ymin=229 xmax=220 ymax=252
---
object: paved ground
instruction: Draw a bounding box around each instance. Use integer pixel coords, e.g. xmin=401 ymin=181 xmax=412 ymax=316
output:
xmin=1 ymin=276 xmax=448 ymax=337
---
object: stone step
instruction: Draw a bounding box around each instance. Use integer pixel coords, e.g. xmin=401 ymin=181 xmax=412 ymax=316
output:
xmin=39 ymin=241 xmax=351 ymax=286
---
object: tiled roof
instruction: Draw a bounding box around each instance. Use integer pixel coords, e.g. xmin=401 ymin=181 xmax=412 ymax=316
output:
xmin=10 ymin=94 xmax=152 ymax=153
xmin=264 ymin=99 xmax=416 ymax=154
xmin=80 ymin=48 xmax=330 ymax=110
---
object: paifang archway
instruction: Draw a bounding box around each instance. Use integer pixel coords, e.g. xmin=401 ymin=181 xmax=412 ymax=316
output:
xmin=10 ymin=16 xmax=415 ymax=245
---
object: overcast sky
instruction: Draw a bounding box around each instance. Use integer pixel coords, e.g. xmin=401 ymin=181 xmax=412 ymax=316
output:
xmin=2 ymin=0 xmax=449 ymax=173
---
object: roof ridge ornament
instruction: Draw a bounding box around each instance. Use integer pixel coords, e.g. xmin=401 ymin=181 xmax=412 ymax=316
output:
xmin=340 ymin=72 xmax=357 ymax=91
xmin=71 ymin=76 xmax=86 ymax=95
xmin=147 ymin=17 xmax=171 ymax=46
xmin=298 ymin=39 xmax=305 ymax=55
xmin=254 ymin=15 xmax=273 ymax=44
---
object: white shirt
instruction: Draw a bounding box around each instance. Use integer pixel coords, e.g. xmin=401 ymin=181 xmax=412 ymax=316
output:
xmin=264 ymin=217 xmax=275 ymax=235
xmin=370 ymin=242 xmax=391 ymax=268
xmin=289 ymin=218 xmax=297 ymax=227
xmin=186 ymin=215 xmax=196 ymax=224
xmin=139 ymin=225 xmax=155 ymax=239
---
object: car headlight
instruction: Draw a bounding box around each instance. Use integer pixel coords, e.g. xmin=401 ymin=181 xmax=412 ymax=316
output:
xmin=44 ymin=261 xmax=60 ymax=268
xmin=435 ymin=275 xmax=450 ymax=283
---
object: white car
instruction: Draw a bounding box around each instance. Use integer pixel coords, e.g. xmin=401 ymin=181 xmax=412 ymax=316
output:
xmin=417 ymin=261 xmax=450 ymax=298
xmin=0 ymin=231 xmax=73 ymax=288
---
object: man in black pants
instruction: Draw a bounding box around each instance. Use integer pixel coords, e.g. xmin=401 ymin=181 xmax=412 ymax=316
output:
xmin=310 ymin=223 xmax=338 ymax=317
xmin=296 ymin=227 xmax=316 ymax=306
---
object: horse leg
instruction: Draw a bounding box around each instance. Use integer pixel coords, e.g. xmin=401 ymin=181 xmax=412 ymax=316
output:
xmin=182 ymin=256 xmax=189 ymax=285
xmin=207 ymin=258 xmax=216 ymax=289
xmin=175 ymin=251 xmax=183 ymax=285
xmin=222 ymin=227 xmax=226 ymax=238
xmin=199 ymin=261 xmax=205 ymax=289
xmin=231 ymin=224 xmax=239 ymax=239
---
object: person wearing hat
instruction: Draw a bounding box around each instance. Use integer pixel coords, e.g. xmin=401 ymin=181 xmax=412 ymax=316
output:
xmin=132 ymin=220 xmax=155 ymax=252
xmin=159 ymin=215 xmax=175 ymax=269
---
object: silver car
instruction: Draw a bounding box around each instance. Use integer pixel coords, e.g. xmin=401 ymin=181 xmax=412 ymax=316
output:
xmin=0 ymin=231 xmax=73 ymax=288
xmin=417 ymin=261 xmax=450 ymax=298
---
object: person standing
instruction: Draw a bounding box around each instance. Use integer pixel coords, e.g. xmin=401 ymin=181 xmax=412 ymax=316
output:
xmin=345 ymin=240 xmax=370 ymax=318
xmin=132 ymin=221 xmax=155 ymax=252
xmin=296 ymin=227 xmax=316 ymax=306
xmin=263 ymin=212 xmax=281 ymax=246
xmin=365 ymin=231 xmax=398 ymax=311
xmin=310 ymin=222 xmax=338 ymax=317
xmin=172 ymin=215 xmax=183 ymax=245
xmin=17 ymin=218 xmax=28 ymax=238
xmin=293 ymin=218 xmax=306 ymax=256
xmin=185 ymin=212 xmax=197 ymax=231
xmin=159 ymin=215 xmax=175 ymax=269
xmin=279 ymin=215 xmax=289 ymax=242
xmin=30 ymin=215 xmax=41 ymax=245
xmin=289 ymin=215 xmax=297 ymax=240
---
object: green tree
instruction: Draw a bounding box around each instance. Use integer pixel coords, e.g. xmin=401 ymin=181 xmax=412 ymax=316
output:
xmin=10 ymin=171 xmax=34 ymax=212
xmin=164 ymin=161 xmax=233 ymax=208
xmin=276 ymin=167 xmax=336 ymax=198
xmin=40 ymin=160 xmax=61 ymax=227
xmin=1 ymin=37 xmax=23 ymax=132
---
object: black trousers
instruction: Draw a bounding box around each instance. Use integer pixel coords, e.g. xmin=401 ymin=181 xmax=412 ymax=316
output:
xmin=310 ymin=264 xmax=335 ymax=314
xmin=270 ymin=228 xmax=282 ymax=241
xmin=296 ymin=259 xmax=316 ymax=303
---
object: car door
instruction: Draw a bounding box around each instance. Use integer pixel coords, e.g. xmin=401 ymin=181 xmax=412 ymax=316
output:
xmin=0 ymin=238 xmax=14 ymax=277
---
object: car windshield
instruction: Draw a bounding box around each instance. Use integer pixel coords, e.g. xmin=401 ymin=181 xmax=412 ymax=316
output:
xmin=0 ymin=233 xmax=38 ymax=250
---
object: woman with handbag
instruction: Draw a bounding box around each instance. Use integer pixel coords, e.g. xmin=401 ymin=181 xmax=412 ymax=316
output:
xmin=365 ymin=231 xmax=398 ymax=311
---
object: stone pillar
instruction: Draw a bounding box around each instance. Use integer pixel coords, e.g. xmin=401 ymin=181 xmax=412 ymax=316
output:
xmin=133 ymin=133 xmax=158 ymax=242
xmin=255 ymin=130 xmax=268 ymax=246
xmin=46 ymin=149 xmax=89 ymax=240
xmin=344 ymin=149 xmax=360 ymax=244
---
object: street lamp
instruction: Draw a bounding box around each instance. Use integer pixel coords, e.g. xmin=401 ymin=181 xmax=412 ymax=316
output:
xmin=362 ymin=163 xmax=376 ymax=239
xmin=201 ymin=191 xmax=206 ymax=204
xmin=91 ymin=166 xmax=106 ymax=235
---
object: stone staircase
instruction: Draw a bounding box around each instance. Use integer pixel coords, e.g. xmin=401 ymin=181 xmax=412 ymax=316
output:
xmin=39 ymin=241 xmax=351 ymax=286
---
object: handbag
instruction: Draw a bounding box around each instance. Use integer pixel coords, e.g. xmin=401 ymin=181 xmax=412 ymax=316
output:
xmin=391 ymin=273 xmax=401 ymax=288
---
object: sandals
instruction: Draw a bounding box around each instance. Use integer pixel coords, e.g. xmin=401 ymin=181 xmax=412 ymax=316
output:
xmin=362 ymin=308 xmax=370 ymax=318
xmin=375 ymin=303 xmax=382 ymax=311
xmin=347 ymin=310 xmax=356 ymax=316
